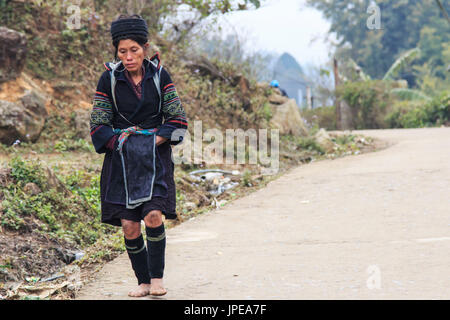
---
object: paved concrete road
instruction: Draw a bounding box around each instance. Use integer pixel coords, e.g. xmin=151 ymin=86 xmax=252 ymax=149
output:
xmin=76 ymin=127 xmax=450 ymax=300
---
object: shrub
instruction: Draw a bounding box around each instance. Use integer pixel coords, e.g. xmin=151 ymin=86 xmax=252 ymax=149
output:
xmin=424 ymin=91 xmax=450 ymax=125
xmin=385 ymin=91 xmax=449 ymax=128
xmin=336 ymin=80 xmax=392 ymax=129
xmin=9 ymin=156 xmax=47 ymax=189
xmin=301 ymin=106 xmax=337 ymax=130
xmin=385 ymin=100 xmax=428 ymax=128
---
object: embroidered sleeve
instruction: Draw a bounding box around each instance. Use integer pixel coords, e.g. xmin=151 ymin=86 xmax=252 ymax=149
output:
xmin=156 ymin=68 xmax=188 ymax=145
xmin=89 ymin=71 xmax=116 ymax=153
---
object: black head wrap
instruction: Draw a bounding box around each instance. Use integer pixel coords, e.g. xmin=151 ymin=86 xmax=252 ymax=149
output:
xmin=110 ymin=16 xmax=148 ymax=43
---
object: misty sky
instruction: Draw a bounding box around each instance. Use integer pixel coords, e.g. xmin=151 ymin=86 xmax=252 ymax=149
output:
xmin=218 ymin=0 xmax=334 ymax=68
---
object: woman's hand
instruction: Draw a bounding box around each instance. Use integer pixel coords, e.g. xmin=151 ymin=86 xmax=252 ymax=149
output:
xmin=156 ymin=135 xmax=168 ymax=146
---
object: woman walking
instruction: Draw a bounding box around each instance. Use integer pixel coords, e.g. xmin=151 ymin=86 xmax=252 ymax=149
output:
xmin=89 ymin=14 xmax=188 ymax=297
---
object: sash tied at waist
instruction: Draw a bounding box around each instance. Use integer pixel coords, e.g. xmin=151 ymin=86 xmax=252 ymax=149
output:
xmin=114 ymin=126 xmax=158 ymax=151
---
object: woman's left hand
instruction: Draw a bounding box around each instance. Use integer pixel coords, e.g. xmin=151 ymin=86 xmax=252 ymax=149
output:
xmin=156 ymin=135 xmax=168 ymax=146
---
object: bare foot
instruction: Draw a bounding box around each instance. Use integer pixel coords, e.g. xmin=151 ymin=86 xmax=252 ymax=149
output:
xmin=128 ymin=283 xmax=150 ymax=297
xmin=150 ymin=278 xmax=167 ymax=296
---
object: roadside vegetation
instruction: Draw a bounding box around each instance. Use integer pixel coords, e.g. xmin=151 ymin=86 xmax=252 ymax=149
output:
xmin=303 ymin=0 xmax=449 ymax=130
xmin=0 ymin=0 xmax=408 ymax=300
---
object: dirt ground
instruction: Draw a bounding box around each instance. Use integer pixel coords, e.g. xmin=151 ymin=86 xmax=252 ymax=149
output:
xmin=75 ymin=127 xmax=450 ymax=300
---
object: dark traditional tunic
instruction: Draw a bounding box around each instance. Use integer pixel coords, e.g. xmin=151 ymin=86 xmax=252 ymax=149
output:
xmin=89 ymin=53 xmax=188 ymax=226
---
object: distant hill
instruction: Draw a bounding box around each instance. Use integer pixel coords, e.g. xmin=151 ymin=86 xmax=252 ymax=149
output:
xmin=272 ymin=52 xmax=309 ymax=107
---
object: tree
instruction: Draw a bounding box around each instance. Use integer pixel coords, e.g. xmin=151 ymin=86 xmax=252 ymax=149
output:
xmin=307 ymin=0 xmax=450 ymax=87
xmin=106 ymin=0 xmax=262 ymax=41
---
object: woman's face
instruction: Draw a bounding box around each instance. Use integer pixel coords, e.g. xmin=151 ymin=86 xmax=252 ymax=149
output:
xmin=117 ymin=39 xmax=148 ymax=73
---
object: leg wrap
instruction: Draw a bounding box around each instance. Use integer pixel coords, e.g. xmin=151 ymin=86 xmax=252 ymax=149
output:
xmin=124 ymin=234 xmax=150 ymax=285
xmin=146 ymin=223 xmax=166 ymax=279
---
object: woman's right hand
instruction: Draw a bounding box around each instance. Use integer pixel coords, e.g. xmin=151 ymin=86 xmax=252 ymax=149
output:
xmin=155 ymin=135 xmax=168 ymax=146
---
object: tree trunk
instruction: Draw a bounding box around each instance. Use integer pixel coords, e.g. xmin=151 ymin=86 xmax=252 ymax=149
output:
xmin=333 ymin=58 xmax=341 ymax=130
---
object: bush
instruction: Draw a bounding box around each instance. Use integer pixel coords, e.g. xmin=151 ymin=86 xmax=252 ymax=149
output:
xmin=424 ymin=91 xmax=450 ymax=125
xmin=301 ymin=106 xmax=337 ymax=130
xmin=336 ymin=80 xmax=392 ymax=129
xmin=385 ymin=91 xmax=449 ymax=128
xmin=9 ymin=157 xmax=47 ymax=189
xmin=385 ymin=100 xmax=428 ymax=128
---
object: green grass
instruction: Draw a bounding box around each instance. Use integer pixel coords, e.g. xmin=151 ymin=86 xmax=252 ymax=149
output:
xmin=1 ymin=156 xmax=114 ymax=247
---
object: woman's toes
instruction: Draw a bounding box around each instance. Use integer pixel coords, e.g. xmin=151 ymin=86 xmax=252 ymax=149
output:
xmin=150 ymin=284 xmax=167 ymax=296
xmin=128 ymin=284 xmax=150 ymax=297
